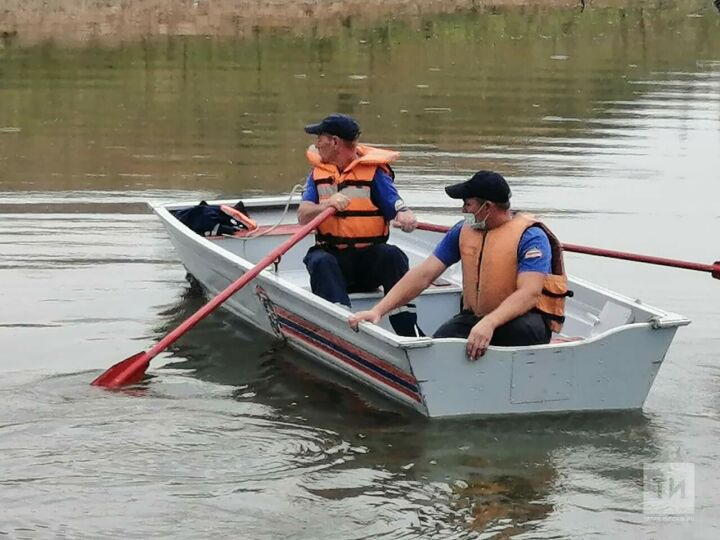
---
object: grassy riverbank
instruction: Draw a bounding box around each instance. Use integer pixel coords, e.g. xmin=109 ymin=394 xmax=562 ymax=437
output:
xmin=1 ymin=0 xmax=621 ymax=46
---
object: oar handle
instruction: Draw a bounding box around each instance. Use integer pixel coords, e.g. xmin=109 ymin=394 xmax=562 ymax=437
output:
xmin=145 ymin=207 xmax=336 ymax=361
xmin=416 ymin=221 xmax=720 ymax=280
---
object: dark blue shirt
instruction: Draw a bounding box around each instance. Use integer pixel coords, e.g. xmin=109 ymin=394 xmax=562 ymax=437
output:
xmin=432 ymin=220 xmax=552 ymax=274
xmin=301 ymin=168 xmax=403 ymax=220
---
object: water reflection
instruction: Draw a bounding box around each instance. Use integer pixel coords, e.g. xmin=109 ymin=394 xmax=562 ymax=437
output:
xmin=1 ymin=2 xmax=718 ymax=200
xmin=152 ymin=283 xmax=662 ymax=537
xmin=157 ymin=283 xmax=411 ymax=420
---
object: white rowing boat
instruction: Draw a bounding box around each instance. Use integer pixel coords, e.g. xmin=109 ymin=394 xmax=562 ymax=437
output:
xmin=151 ymin=196 xmax=690 ymax=418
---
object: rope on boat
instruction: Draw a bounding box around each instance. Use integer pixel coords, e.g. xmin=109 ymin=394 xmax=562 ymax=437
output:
xmin=237 ymin=183 xmax=306 ymax=240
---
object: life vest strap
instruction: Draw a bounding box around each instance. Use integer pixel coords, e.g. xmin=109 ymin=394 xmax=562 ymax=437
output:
xmin=315 ymin=232 xmax=390 ymax=247
xmin=541 ymin=287 xmax=574 ymax=298
xmin=339 ymin=180 xmax=374 ymax=188
xmin=541 ymin=312 xmax=566 ymax=323
xmin=335 ymin=209 xmax=384 ymax=218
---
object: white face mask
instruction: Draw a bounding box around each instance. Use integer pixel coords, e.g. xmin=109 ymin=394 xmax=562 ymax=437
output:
xmin=462 ymin=202 xmax=489 ymax=230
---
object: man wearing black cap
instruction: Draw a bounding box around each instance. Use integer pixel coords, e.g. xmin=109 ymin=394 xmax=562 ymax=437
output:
xmin=350 ymin=170 xmax=569 ymax=359
xmin=297 ymin=113 xmax=422 ymax=337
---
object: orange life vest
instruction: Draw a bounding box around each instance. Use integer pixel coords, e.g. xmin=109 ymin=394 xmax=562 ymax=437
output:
xmin=220 ymin=205 xmax=257 ymax=231
xmin=459 ymin=213 xmax=569 ymax=333
xmin=307 ymin=144 xmax=398 ymax=249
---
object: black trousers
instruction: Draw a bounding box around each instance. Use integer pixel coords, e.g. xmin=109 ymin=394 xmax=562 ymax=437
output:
xmin=303 ymin=244 xmax=423 ymax=337
xmin=303 ymin=244 xmax=410 ymax=305
xmin=433 ymin=309 xmax=551 ymax=346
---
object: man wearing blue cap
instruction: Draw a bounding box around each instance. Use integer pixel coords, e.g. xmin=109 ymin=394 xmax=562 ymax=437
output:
xmin=349 ymin=171 xmax=570 ymax=358
xmin=297 ymin=113 xmax=422 ymax=337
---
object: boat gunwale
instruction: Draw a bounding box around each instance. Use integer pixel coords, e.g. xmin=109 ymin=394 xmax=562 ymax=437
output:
xmin=150 ymin=198 xmax=691 ymax=352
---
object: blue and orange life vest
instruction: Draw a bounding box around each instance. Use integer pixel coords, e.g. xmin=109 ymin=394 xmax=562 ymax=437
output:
xmin=459 ymin=213 xmax=569 ymax=332
xmin=307 ymin=144 xmax=398 ymax=249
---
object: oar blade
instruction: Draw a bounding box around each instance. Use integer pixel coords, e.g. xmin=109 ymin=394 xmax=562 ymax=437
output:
xmin=91 ymin=351 xmax=151 ymax=388
xmin=91 ymin=206 xmax=337 ymax=390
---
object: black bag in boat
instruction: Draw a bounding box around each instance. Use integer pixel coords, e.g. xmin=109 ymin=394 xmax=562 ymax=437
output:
xmin=173 ymin=200 xmax=250 ymax=237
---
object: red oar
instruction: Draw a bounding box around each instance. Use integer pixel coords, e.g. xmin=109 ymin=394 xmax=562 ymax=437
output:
xmin=92 ymin=207 xmax=336 ymax=388
xmin=416 ymin=222 xmax=720 ymax=280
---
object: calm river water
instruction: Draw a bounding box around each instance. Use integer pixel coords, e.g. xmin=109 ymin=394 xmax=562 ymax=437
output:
xmin=1 ymin=2 xmax=719 ymax=538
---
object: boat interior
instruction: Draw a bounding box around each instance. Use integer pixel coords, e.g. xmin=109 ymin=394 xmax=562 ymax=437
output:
xmin=167 ymin=201 xmax=674 ymax=342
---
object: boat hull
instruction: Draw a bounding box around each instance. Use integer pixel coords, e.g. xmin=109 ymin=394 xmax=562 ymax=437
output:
xmin=153 ymin=198 xmax=689 ymax=419
xmin=408 ymin=324 xmax=676 ymax=417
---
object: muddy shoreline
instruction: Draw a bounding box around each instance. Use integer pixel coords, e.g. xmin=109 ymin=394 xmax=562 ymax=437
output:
xmin=1 ymin=0 xmax=590 ymax=46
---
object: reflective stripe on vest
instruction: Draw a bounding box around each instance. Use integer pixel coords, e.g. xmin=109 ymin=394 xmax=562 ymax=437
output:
xmin=307 ymin=144 xmax=398 ymax=249
xmin=459 ymin=213 xmax=569 ymax=333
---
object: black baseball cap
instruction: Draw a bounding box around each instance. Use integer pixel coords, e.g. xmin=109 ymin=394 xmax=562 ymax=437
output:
xmin=445 ymin=170 xmax=511 ymax=203
xmin=304 ymin=114 xmax=361 ymax=141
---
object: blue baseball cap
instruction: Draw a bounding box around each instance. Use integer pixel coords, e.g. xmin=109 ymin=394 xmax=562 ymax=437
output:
xmin=304 ymin=114 xmax=361 ymax=141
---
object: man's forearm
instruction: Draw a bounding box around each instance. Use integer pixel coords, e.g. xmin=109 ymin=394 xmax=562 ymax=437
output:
xmin=373 ymin=271 xmax=427 ymax=316
xmin=297 ymin=201 xmax=329 ymax=225
xmin=373 ymin=262 xmax=440 ymax=317
xmin=482 ymin=289 xmax=540 ymax=330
